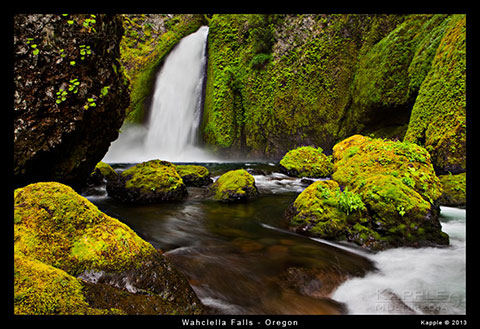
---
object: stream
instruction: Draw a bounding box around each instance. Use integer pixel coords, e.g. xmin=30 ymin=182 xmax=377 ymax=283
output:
xmin=85 ymin=162 xmax=466 ymax=315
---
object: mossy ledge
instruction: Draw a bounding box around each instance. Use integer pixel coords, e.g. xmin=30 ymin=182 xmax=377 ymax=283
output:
xmin=14 ymin=182 xmax=204 ymax=314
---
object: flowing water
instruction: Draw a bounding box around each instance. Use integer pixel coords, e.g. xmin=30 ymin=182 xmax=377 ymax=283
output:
xmin=103 ymin=26 xmax=217 ymax=163
xmin=85 ymin=164 xmax=466 ymax=315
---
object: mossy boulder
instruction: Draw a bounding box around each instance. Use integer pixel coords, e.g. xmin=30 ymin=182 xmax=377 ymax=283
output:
xmin=332 ymin=135 xmax=442 ymax=204
xmin=14 ymin=251 xmax=109 ymax=315
xmin=210 ymin=169 xmax=258 ymax=202
xmin=438 ymin=172 xmax=466 ymax=207
xmin=14 ymin=182 xmax=204 ymax=315
xmin=279 ymin=146 xmax=333 ymax=178
xmin=106 ymin=160 xmax=187 ymax=204
xmin=286 ymin=135 xmax=449 ymax=250
xmin=87 ymin=161 xmax=118 ymax=186
xmin=175 ymin=164 xmax=213 ymax=187
xmin=286 ymin=180 xmax=368 ymax=242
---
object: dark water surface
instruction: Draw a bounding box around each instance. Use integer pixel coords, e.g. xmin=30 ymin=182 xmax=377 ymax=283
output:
xmin=87 ymin=162 xmax=375 ymax=314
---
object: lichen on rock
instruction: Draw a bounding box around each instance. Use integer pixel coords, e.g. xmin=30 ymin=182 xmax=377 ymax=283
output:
xmin=210 ymin=169 xmax=259 ymax=202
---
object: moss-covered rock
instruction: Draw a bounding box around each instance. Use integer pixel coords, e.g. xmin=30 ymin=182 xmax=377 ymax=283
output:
xmin=87 ymin=161 xmax=118 ymax=186
xmin=201 ymin=14 xmax=463 ymax=161
xmin=286 ymin=135 xmax=449 ymax=251
xmin=175 ymin=164 xmax=213 ymax=187
xmin=210 ymin=169 xmax=258 ymax=202
xmin=14 ymin=182 xmax=204 ymax=315
xmin=438 ymin=172 xmax=466 ymax=207
xmin=286 ymin=180 xmax=367 ymax=241
xmin=14 ymin=251 xmax=108 ymax=315
xmin=279 ymin=146 xmax=333 ymax=178
xmin=15 ymin=182 xmax=158 ymax=275
xmin=107 ymin=160 xmax=187 ymax=204
xmin=332 ymin=135 xmax=442 ymax=204
xmin=404 ymin=15 xmax=466 ymax=174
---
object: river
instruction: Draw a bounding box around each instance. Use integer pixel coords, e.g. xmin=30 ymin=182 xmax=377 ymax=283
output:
xmin=85 ymin=162 xmax=466 ymax=315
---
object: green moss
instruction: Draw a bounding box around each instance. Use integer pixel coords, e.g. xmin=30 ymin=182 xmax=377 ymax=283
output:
xmin=404 ymin=15 xmax=466 ymax=174
xmin=122 ymin=160 xmax=184 ymax=193
xmin=279 ymin=146 xmax=333 ymax=178
xmin=14 ymin=251 xmax=109 ymax=315
xmin=175 ymin=164 xmax=212 ymax=187
xmin=14 ymin=182 xmax=157 ymax=276
xmin=332 ymin=135 xmax=442 ymax=204
xmin=90 ymin=161 xmax=117 ymax=181
xmin=290 ymin=180 xmax=368 ymax=241
xmin=438 ymin=172 xmax=466 ymax=206
xmin=210 ymin=169 xmax=258 ymax=202
xmin=202 ymin=14 xmax=371 ymax=156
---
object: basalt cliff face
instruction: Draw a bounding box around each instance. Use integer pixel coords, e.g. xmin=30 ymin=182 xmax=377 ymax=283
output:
xmin=202 ymin=14 xmax=466 ymax=174
xmin=14 ymin=14 xmax=130 ymax=189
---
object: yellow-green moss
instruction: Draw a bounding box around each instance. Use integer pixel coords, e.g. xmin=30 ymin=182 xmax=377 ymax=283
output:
xmin=211 ymin=169 xmax=258 ymax=202
xmin=122 ymin=160 xmax=184 ymax=193
xmin=91 ymin=161 xmax=117 ymax=181
xmin=404 ymin=15 xmax=466 ymax=174
xmin=332 ymin=135 xmax=442 ymax=204
xmin=175 ymin=164 xmax=212 ymax=186
xmin=14 ymin=182 xmax=157 ymax=276
xmin=290 ymin=180 xmax=367 ymax=240
xmin=438 ymin=172 xmax=466 ymax=206
xmin=279 ymin=146 xmax=333 ymax=178
xmin=14 ymin=251 xmax=109 ymax=315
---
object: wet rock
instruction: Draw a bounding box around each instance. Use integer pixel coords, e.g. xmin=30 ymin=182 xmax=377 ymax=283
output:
xmin=14 ymin=14 xmax=129 ymax=189
xmin=86 ymin=161 xmax=118 ymax=186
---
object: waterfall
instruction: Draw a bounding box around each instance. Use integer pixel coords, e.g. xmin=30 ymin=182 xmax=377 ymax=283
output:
xmin=103 ymin=26 xmax=216 ymax=163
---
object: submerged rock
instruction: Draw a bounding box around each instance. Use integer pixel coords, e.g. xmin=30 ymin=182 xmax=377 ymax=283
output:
xmin=107 ymin=160 xmax=187 ymax=204
xmin=14 ymin=182 xmax=204 ymax=315
xmin=210 ymin=169 xmax=258 ymax=202
xmin=279 ymin=146 xmax=333 ymax=178
xmin=285 ymin=135 xmax=449 ymax=251
xmin=175 ymin=164 xmax=213 ymax=187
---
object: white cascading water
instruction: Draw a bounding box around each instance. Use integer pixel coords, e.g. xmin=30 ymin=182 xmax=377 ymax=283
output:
xmin=103 ymin=26 xmax=217 ymax=163
xmin=331 ymin=206 xmax=466 ymax=315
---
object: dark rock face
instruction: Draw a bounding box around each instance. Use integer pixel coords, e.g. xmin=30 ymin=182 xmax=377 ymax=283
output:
xmin=14 ymin=14 xmax=130 ymax=189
